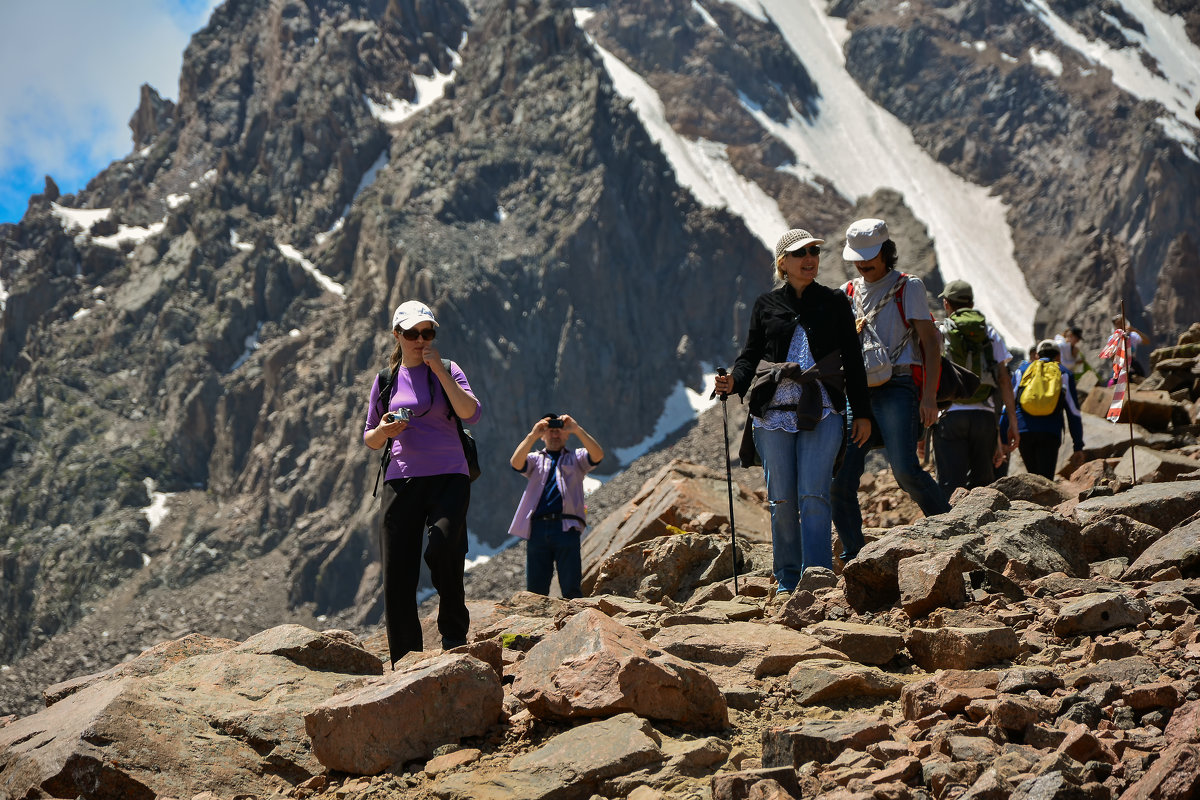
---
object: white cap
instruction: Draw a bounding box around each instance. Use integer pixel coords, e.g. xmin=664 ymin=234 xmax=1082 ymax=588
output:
xmin=842 ymin=218 xmax=889 ymax=261
xmin=391 ymin=300 xmax=439 ymax=330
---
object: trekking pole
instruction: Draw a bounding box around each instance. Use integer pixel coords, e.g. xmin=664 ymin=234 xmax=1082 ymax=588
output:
xmin=714 ymin=368 xmax=740 ymax=594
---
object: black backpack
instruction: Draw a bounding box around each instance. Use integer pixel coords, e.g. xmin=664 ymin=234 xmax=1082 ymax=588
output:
xmin=372 ymin=361 xmax=481 ymax=497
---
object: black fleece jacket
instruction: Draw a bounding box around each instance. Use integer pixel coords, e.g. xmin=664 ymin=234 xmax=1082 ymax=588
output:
xmin=730 ymin=281 xmax=873 ymax=424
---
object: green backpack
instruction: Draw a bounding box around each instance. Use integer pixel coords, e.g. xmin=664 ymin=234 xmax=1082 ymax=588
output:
xmin=942 ymin=309 xmax=997 ymax=404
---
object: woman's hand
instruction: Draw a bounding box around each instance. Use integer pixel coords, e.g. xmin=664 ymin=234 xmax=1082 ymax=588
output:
xmin=422 ymin=343 xmax=445 ymax=372
xmin=713 ymin=372 xmax=734 ymax=396
xmin=379 ymin=414 xmax=409 ymax=436
xmin=850 ymin=417 xmax=871 ymax=447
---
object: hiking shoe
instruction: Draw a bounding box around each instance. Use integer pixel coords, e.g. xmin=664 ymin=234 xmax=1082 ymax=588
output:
xmin=441 ymin=638 xmax=468 ymax=651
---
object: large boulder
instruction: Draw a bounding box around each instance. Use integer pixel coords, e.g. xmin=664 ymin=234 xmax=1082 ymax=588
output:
xmin=432 ymin=713 xmax=665 ymax=800
xmin=905 ymin=626 xmax=1021 ymax=671
xmin=0 ymin=627 xmax=379 ymax=800
xmin=1123 ymin=517 xmax=1200 ymax=581
xmin=1051 ymin=592 xmax=1150 ymax=637
xmin=582 ymin=460 xmax=771 ymax=594
xmin=304 ymin=653 xmax=503 ymax=775
xmin=510 ymin=608 xmax=728 ymax=730
xmin=651 ymin=621 xmax=844 ymax=680
xmin=1077 ymin=514 xmax=1166 ymax=565
xmin=589 ymin=530 xmax=767 ymax=602
xmin=1073 ymin=481 xmax=1200 ymax=532
xmin=843 ymin=488 xmax=1084 ymax=613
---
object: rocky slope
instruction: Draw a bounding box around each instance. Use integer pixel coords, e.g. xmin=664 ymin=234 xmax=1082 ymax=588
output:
xmin=2 ymin=0 xmax=1198 ymax=729
xmin=4 ymin=431 xmax=1200 ymax=799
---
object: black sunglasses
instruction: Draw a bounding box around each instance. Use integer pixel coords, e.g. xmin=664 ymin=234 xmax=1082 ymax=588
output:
xmin=400 ymin=328 xmax=437 ymax=341
xmin=786 ymin=245 xmax=821 ymax=257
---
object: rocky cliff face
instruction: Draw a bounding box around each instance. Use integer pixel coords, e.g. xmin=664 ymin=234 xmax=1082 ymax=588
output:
xmin=0 ymin=0 xmax=768 ymax=670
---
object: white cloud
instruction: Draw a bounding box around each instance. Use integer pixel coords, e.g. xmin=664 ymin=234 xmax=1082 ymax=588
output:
xmin=0 ymin=0 xmax=218 ymax=220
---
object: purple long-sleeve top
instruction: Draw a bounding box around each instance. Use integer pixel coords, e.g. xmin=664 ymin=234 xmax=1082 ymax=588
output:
xmin=364 ymin=361 xmax=481 ymax=480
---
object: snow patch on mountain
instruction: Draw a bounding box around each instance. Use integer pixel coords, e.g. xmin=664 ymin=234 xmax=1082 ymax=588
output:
xmin=726 ymin=0 xmax=1037 ymax=347
xmin=277 ymin=243 xmax=346 ymax=298
xmin=366 ymin=43 xmax=464 ymax=125
xmin=1023 ymin=0 xmax=1200 ymax=139
xmin=577 ymin=12 xmax=788 ymax=250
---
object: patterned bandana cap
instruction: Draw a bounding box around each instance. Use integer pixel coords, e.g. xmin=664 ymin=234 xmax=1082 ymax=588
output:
xmin=773 ymin=229 xmax=825 ymax=262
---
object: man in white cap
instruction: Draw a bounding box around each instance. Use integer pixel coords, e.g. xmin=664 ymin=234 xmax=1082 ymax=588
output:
xmin=831 ymin=218 xmax=950 ymax=562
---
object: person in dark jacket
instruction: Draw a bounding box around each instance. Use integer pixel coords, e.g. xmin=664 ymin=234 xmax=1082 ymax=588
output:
xmin=713 ymin=229 xmax=873 ymax=594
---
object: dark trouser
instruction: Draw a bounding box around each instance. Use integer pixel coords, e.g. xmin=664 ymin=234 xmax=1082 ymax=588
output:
xmin=526 ymin=519 xmax=583 ymax=599
xmin=932 ymin=410 xmax=997 ymax=496
xmin=380 ymin=474 xmax=471 ymax=664
xmin=1019 ymin=432 xmax=1061 ymax=479
xmin=831 ymin=377 xmax=951 ymax=559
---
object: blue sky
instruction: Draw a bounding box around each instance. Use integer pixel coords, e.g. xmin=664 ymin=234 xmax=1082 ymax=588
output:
xmin=0 ymin=0 xmax=220 ymax=224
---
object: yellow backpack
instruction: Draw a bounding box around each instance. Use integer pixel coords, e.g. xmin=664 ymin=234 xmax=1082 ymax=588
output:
xmin=1019 ymin=360 xmax=1062 ymax=416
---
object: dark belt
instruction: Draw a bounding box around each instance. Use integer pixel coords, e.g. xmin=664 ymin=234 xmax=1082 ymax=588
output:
xmin=532 ymin=513 xmax=585 ymax=524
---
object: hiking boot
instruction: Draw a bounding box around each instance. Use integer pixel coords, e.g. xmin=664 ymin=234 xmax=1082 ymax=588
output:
xmin=441 ymin=638 xmax=468 ymax=651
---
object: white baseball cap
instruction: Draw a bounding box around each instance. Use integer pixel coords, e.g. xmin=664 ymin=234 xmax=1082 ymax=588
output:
xmin=391 ymin=300 xmax=439 ymax=330
xmin=842 ymin=218 xmax=890 ymax=262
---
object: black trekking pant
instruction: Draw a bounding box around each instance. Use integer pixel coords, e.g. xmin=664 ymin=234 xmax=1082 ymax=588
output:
xmin=933 ymin=410 xmax=997 ymax=496
xmin=380 ymin=474 xmax=470 ymax=664
xmin=1018 ymin=432 xmax=1061 ymax=480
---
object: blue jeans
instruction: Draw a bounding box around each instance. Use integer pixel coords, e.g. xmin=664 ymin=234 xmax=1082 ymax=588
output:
xmin=831 ymin=377 xmax=950 ymax=558
xmin=752 ymin=412 xmax=843 ymax=591
xmin=526 ymin=519 xmax=583 ymax=599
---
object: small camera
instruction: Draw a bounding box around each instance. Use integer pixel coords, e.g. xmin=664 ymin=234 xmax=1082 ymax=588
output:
xmin=547 ymin=418 xmax=564 ymax=429
xmin=385 ymin=408 xmax=412 ymax=423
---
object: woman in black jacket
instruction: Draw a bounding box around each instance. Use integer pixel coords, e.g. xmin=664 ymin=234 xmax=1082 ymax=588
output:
xmin=713 ymin=229 xmax=872 ymax=593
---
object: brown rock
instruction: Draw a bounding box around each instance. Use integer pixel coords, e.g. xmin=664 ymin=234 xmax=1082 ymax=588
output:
xmin=1078 ymin=514 xmax=1165 ymax=565
xmin=582 ymin=460 xmax=771 ymax=594
xmin=1119 ymin=743 xmax=1200 ymax=799
xmin=762 ymin=717 xmax=893 ymax=768
xmin=1051 ymin=592 xmax=1150 ymax=637
xmin=711 ymin=767 xmax=802 ymax=800
xmin=424 ymin=748 xmax=481 ymax=776
xmin=897 ymin=549 xmax=972 ymax=619
xmin=806 ymin=620 xmax=905 ymax=665
xmin=1116 ymin=446 xmax=1200 ymax=484
xmin=651 ymin=621 xmax=844 ymax=679
xmin=1125 ymin=682 xmax=1183 ymax=711
xmin=234 ymin=624 xmax=383 ymax=674
xmin=1165 ymin=700 xmax=1200 ymax=743
xmin=1056 ymin=724 xmax=1115 ymax=764
xmin=42 ymin=633 xmax=241 ymax=707
xmin=1074 ymin=480 xmax=1200 ymax=533
xmin=305 ymin=653 xmax=502 ymax=774
xmin=1065 ymin=656 xmax=1162 ymax=689
xmin=1123 ymin=517 xmax=1200 ymax=581
xmin=906 ymin=626 xmax=1021 ymax=670
xmin=590 ymin=530 xmax=766 ymax=602
xmin=786 ymin=659 xmax=904 ymax=705
xmin=511 ymin=608 xmax=727 ymax=729
xmin=434 ymin=713 xmax=664 ymax=800
xmin=901 ymin=670 xmax=1000 ymax=720
xmin=773 ymin=589 xmax=827 ymax=629
xmin=990 ymin=473 xmax=1072 ymax=507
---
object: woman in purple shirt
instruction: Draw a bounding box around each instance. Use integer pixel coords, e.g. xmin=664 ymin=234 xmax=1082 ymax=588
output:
xmin=363 ymin=301 xmax=481 ymax=666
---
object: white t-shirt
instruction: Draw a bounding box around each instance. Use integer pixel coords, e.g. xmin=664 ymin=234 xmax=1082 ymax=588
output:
xmin=841 ymin=271 xmax=934 ymax=367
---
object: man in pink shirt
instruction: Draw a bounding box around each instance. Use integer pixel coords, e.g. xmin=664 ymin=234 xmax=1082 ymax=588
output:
xmin=508 ymin=414 xmax=604 ymax=598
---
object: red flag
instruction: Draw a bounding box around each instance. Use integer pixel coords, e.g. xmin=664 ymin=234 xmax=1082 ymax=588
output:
xmin=1099 ymin=330 xmax=1128 ymax=422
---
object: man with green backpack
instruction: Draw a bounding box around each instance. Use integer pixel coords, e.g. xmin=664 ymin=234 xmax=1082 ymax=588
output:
xmin=932 ymin=281 xmax=1020 ymax=495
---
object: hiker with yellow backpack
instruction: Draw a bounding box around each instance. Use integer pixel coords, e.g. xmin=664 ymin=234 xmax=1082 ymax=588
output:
xmin=1012 ymin=339 xmax=1085 ymax=479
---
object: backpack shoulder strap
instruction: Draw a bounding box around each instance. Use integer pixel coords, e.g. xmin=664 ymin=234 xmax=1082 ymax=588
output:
xmin=373 ymin=365 xmax=400 ymax=498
